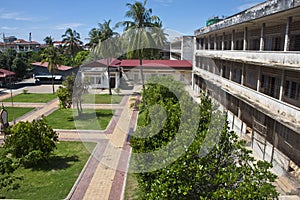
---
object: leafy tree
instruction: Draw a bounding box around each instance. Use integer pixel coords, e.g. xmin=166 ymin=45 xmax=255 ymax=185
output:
xmin=4 ymin=118 xmax=58 ymax=167
xmin=73 ymin=50 xmax=90 ymax=66
xmin=41 ymin=44 xmax=62 ymax=94
xmin=130 ymin=76 xmax=279 ymax=200
xmin=0 ymin=150 xmax=21 ymax=197
xmin=62 ymin=28 xmax=83 ymax=59
xmin=11 ymin=53 xmax=29 ymax=79
xmin=56 ymin=74 xmax=75 ymax=109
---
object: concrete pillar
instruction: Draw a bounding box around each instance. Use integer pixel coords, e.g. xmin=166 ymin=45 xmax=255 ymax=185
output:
xmin=260 ymin=23 xmax=265 ymax=51
xmin=279 ymin=69 xmax=285 ymax=101
xmin=229 ymin=62 xmax=233 ymax=81
xmin=257 ymin=66 xmax=262 ymax=92
xmin=214 ymin=34 xmax=217 ymax=50
xmin=243 ymin=27 xmax=248 ymax=51
xmin=222 ymin=32 xmax=225 ymax=51
xmin=241 ymin=63 xmax=245 ymax=85
xmin=208 ymin=35 xmax=211 ymax=50
xmin=284 ymin=17 xmax=292 ymax=52
xmin=231 ymin=29 xmax=235 ymax=50
xmin=203 ymin=37 xmax=206 ymax=50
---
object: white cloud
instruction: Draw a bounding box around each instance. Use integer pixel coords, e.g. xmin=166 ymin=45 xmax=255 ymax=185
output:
xmin=154 ymin=0 xmax=173 ymax=6
xmin=1 ymin=26 xmax=18 ymax=30
xmin=54 ymin=23 xmax=84 ymax=30
xmin=0 ymin=9 xmax=34 ymax=21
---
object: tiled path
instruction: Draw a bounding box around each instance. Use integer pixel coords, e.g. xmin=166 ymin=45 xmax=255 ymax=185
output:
xmin=0 ymin=89 xmax=139 ymax=200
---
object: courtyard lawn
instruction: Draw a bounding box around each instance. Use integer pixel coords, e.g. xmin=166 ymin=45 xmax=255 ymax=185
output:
xmin=82 ymin=94 xmax=123 ymax=104
xmin=5 ymin=107 xmax=35 ymax=122
xmin=3 ymin=93 xmax=56 ymax=103
xmin=46 ymin=108 xmax=114 ymax=130
xmin=124 ymin=173 xmax=140 ymax=200
xmin=0 ymin=141 xmax=96 ymax=200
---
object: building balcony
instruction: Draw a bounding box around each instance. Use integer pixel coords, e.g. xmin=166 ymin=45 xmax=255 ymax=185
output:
xmin=193 ymin=67 xmax=300 ymax=134
xmin=195 ymin=50 xmax=300 ymax=69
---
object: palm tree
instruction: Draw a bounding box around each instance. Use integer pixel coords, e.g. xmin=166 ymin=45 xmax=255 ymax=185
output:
xmin=41 ymin=45 xmax=62 ymax=94
xmin=92 ymin=20 xmax=119 ymax=95
xmin=88 ymin=28 xmax=101 ymax=48
xmin=62 ymin=28 xmax=83 ymax=59
xmin=43 ymin=36 xmax=53 ymax=46
xmin=119 ymin=0 xmax=161 ymax=92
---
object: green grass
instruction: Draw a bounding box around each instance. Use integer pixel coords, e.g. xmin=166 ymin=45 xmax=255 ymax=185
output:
xmin=46 ymin=108 xmax=114 ymax=130
xmin=3 ymin=93 xmax=56 ymax=103
xmin=124 ymin=173 xmax=140 ymax=200
xmin=1 ymin=141 xmax=96 ymax=200
xmin=81 ymin=94 xmax=123 ymax=104
xmin=5 ymin=107 xmax=35 ymax=122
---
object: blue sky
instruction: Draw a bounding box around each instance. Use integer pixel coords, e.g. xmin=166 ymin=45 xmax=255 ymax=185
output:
xmin=0 ymin=0 xmax=264 ymax=43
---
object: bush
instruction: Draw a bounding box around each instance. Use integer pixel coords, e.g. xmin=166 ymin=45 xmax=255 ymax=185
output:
xmin=4 ymin=117 xmax=58 ymax=167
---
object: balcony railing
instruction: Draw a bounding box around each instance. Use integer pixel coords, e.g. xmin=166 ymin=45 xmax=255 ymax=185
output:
xmin=195 ymin=50 xmax=300 ymax=68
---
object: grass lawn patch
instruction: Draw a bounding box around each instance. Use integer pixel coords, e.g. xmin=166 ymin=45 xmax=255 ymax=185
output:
xmin=124 ymin=173 xmax=140 ymax=200
xmin=82 ymin=94 xmax=123 ymax=104
xmin=46 ymin=108 xmax=114 ymax=130
xmin=0 ymin=141 xmax=96 ymax=200
xmin=5 ymin=107 xmax=35 ymax=122
xmin=3 ymin=93 xmax=56 ymax=103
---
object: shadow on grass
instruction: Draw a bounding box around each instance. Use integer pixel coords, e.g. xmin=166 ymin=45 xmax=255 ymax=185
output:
xmin=73 ymin=112 xmax=113 ymax=120
xmin=30 ymin=155 xmax=79 ymax=171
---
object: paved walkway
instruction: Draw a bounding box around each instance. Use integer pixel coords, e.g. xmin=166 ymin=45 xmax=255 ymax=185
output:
xmin=0 ymin=84 xmax=140 ymax=200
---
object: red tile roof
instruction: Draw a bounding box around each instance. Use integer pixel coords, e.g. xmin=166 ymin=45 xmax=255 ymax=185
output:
xmin=0 ymin=69 xmax=15 ymax=78
xmin=31 ymin=62 xmax=73 ymax=71
xmin=96 ymin=58 xmax=121 ymax=67
xmin=120 ymin=60 xmax=192 ymax=68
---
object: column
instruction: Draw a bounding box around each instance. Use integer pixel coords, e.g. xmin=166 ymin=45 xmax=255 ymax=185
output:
xmin=257 ymin=66 xmax=262 ymax=92
xmin=203 ymin=37 xmax=206 ymax=50
xmin=279 ymin=69 xmax=285 ymax=101
xmin=243 ymin=27 xmax=248 ymax=51
xmin=260 ymin=23 xmax=265 ymax=51
xmin=231 ymin=29 xmax=235 ymax=50
xmin=222 ymin=32 xmax=225 ymax=51
xmin=214 ymin=34 xmax=217 ymax=50
xmin=229 ymin=62 xmax=233 ymax=81
xmin=241 ymin=63 xmax=245 ymax=85
xmin=284 ymin=17 xmax=292 ymax=52
xmin=208 ymin=35 xmax=211 ymax=50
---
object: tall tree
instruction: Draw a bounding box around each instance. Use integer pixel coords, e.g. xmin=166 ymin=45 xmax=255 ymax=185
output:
xmin=119 ymin=0 xmax=161 ymax=93
xmin=41 ymin=45 xmax=62 ymax=94
xmin=92 ymin=20 xmax=119 ymax=95
xmin=43 ymin=36 xmax=53 ymax=45
xmin=61 ymin=28 xmax=83 ymax=59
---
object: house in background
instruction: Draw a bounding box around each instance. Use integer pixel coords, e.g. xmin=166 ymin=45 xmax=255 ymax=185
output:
xmin=30 ymin=62 xmax=78 ymax=84
xmin=0 ymin=69 xmax=15 ymax=87
xmin=121 ymin=59 xmax=192 ymax=84
xmin=0 ymin=33 xmax=40 ymax=52
xmin=79 ymin=58 xmax=121 ymax=89
xmin=78 ymin=59 xmax=192 ymax=89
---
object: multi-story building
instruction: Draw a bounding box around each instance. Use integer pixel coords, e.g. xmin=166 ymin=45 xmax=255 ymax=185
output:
xmin=0 ymin=33 xmax=40 ymax=52
xmin=170 ymin=36 xmax=194 ymax=60
xmin=193 ymin=0 xmax=300 ymax=179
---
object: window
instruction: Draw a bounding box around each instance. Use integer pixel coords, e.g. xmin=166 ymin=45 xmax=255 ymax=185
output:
xmin=284 ymin=80 xmax=300 ymax=100
xmin=134 ymin=74 xmax=139 ymax=81
xmin=260 ymin=74 xmax=280 ymax=99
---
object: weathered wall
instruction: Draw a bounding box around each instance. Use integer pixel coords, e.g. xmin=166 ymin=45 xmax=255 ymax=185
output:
xmin=195 ymin=0 xmax=300 ymax=36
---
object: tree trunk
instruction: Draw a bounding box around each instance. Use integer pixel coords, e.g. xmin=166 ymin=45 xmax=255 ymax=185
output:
xmin=107 ymin=59 xmax=112 ymax=95
xmin=51 ymin=73 xmax=55 ymax=94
